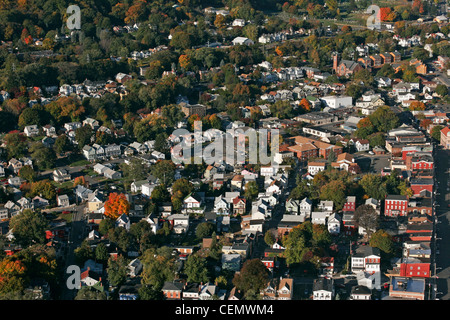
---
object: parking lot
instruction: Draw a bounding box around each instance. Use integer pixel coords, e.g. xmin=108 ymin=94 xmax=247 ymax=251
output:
xmin=354 ymin=153 xmax=391 ymax=173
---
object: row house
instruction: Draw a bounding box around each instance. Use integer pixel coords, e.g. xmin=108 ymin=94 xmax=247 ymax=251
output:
xmin=384 ymin=195 xmax=408 ymax=217
xmin=406 ymin=222 xmax=433 ymax=242
xmin=410 ymin=178 xmax=433 ymax=197
xmin=407 ymin=197 xmax=433 ymax=216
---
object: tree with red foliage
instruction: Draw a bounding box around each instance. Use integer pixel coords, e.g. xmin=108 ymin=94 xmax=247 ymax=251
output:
xmin=104 ymin=193 xmax=130 ymax=220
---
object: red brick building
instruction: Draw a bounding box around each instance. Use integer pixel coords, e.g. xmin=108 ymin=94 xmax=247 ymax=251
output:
xmin=384 ymin=195 xmax=408 ymax=217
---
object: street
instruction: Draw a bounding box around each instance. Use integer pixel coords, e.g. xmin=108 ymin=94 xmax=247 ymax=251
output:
xmin=59 ymin=204 xmax=87 ymax=300
xmin=434 ymin=147 xmax=450 ymax=300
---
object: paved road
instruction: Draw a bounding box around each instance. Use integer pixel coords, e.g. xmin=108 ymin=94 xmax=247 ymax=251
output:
xmin=59 ymin=204 xmax=87 ymax=300
xmin=434 ymin=147 xmax=450 ymax=300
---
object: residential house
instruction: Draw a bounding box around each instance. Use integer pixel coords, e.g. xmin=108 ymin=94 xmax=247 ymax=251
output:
xmin=52 ymin=169 xmax=71 ymax=182
xmin=232 ymin=197 xmax=246 ymax=216
xmin=167 ymin=214 xmax=189 ymax=234
xmin=162 ymin=281 xmax=184 ymax=300
xmin=312 ymin=278 xmax=334 ymax=300
xmin=116 ymin=213 xmax=130 ymax=231
xmin=24 ymin=125 xmax=40 ymax=137
xmin=351 ymin=246 xmax=381 ymax=274
xmin=384 ymin=195 xmax=409 ymax=217
xmin=57 ymin=194 xmax=70 ymax=207
xmin=350 ymin=285 xmax=372 ymax=300
xmin=327 ymin=213 xmax=341 ymax=235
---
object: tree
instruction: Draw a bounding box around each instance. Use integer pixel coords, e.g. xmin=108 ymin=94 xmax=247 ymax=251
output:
xmin=151 ymin=185 xmax=171 ymax=204
xmin=99 ymin=218 xmax=115 ymax=236
xmin=319 ymin=180 xmax=346 ymax=210
xmin=30 ymin=143 xmax=56 ymax=170
xmin=369 ymin=106 xmax=399 ymax=133
xmin=359 ymin=174 xmax=387 ymax=200
xmin=431 ymin=125 xmax=443 ymax=142
xmin=74 ymin=240 xmax=95 ymax=264
xmin=154 ymin=132 xmax=170 ymax=155
xmin=409 ymin=101 xmax=426 ymax=111
xmin=138 ymin=285 xmax=163 ymax=300
xmin=353 ymin=204 xmax=379 ymax=238
xmin=196 ymin=222 xmax=215 ymax=239
xmin=75 ymin=125 xmax=93 ymax=149
xmin=161 ymin=104 xmax=184 ymax=127
xmin=232 ymin=259 xmax=269 ymax=297
xmin=244 ymin=181 xmax=259 ymax=202
xmin=95 ymin=242 xmax=109 ymax=265
xmin=28 ymin=180 xmax=56 ymax=201
xmin=104 ymin=193 xmax=130 ymax=220
xmin=369 ymin=230 xmax=395 ymax=255
xmin=184 ymin=254 xmax=209 ymax=283
xmin=4 ymin=132 xmax=27 ymax=159
xmin=75 ymin=286 xmax=107 ymax=300
xmin=264 ymin=230 xmax=276 ymax=246
xmin=53 ymin=134 xmax=72 ymax=154
xmin=141 ymin=247 xmax=177 ymax=290
xmin=151 ymin=160 xmax=176 ymax=186
xmin=9 ymin=209 xmax=48 ymax=247
xmin=107 ymin=254 xmax=128 ymax=287
xmin=120 ymin=158 xmax=149 ymax=182
xmin=435 ymin=84 xmax=448 ymax=97
xmin=18 ymin=165 xmax=37 ymax=183
xmin=0 ymin=259 xmax=27 ymax=296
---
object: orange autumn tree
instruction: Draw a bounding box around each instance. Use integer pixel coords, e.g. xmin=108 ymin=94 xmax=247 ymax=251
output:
xmin=104 ymin=193 xmax=130 ymax=220
xmin=73 ymin=176 xmax=86 ymax=188
xmin=0 ymin=259 xmax=27 ymax=294
xmin=299 ymin=98 xmax=312 ymax=112
xmin=409 ymin=101 xmax=426 ymax=111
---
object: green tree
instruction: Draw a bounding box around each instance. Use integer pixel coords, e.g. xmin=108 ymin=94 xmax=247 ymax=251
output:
xmin=75 ymin=125 xmax=93 ymax=149
xmin=435 ymin=84 xmax=448 ymax=97
xmin=151 ymin=160 xmax=176 ymax=186
xmin=9 ymin=209 xmax=49 ymax=247
xmin=75 ymin=286 xmax=107 ymax=300
xmin=196 ymin=222 xmax=215 ymax=239
xmin=138 ymin=285 xmax=163 ymax=300
xmin=30 ymin=143 xmax=56 ymax=170
xmin=319 ymin=180 xmax=347 ymax=210
xmin=53 ymin=134 xmax=72 ymax=154
xmin=95 ymin=242 xmax=109 ymax=265
xmin=244 ymin=181 xmax=259 ymax=202
xmin=369 ymin=230 xmax=395 ymax=254
xmin=184 ymin=254 xmax=209 ymax=283
xmin=18 ymin=165 xmax=37 ymax=183
xmin=74 ymin=240 xmax=95 ymax=265
xmin=141 ymin=247 xmax=176 ymax=290
xmin=232 ymin=259 xmax=269 ymax=298
xmin=369 ymin=106 xmax=399 ymax=133
xmin=150 ymin=185 xmax=171 ymax=204
xmin=264 ymin=230 xmax=276 ymax=246
xmin=359 ymin=174 xmax=387 ymax=200
xmin=431 ymin=125 xmax=443 ymax=141
xmin=107 ymin=254 xmax=128 ymax=287
xmin=4 ymin=132 xmax=27 ymax=159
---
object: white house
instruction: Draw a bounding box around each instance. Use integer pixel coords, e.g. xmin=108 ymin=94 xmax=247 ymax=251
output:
xmin=232 ymin=37 xmax=254 ymax=46
xmin=313 ymin=278 xmax=334 ymax=300
xmin=327 ymin=213 xmax=341 ymax=235
xmin=116 ymin=213 xmax=130 ymax=231
xmin=308 ymin=162 xmax=326 ymax=176
xmin=320 ymin=95 xmax=353 ymax=109
xmin=24 ymin=125 xmax=40 ymax=137
xmin=311 ymin=211 xmax=328 ymax=225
